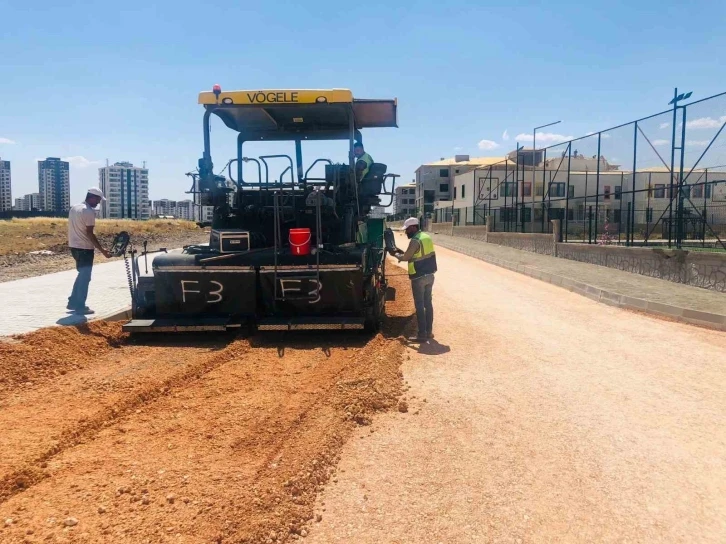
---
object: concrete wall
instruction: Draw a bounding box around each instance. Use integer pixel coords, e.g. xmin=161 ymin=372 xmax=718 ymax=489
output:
xmin=488 ymin=232 xmax=556 ymax=256
xmin=444 ymin=222 xmax=726 ymax=293
xmin=557 ymin=243 xmax=726 ymax=292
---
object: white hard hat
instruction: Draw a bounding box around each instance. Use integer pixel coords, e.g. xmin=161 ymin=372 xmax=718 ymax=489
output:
xmin=403 ymin=217 xmax=419 ymax=229
xmin=87 ymin=187 xmax=106 ymax=201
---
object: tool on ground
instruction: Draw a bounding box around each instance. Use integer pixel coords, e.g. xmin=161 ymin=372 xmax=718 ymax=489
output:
xmin=122 ymin=86 xmax=399 ymax=333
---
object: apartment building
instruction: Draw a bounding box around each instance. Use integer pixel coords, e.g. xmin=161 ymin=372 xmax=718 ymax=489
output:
xmin=98 ymin=162 xmax=150 ymax=219
xmin=38 ymin=157 xmax=70 ymax=213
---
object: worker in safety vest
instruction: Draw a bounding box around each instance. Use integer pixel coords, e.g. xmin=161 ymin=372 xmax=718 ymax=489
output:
xmin=391 ymin=217 xmax=437 ymax=342
xmin=353 ymin=142 xmax=374 ymax=182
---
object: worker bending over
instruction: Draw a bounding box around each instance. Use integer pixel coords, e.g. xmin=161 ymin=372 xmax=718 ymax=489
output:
xmin=392 ymin=217 xmax=437 ymax=342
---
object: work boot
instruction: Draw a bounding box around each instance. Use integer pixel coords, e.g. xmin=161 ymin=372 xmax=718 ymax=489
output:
xmin=427 ymin=333 xmax=435 ymax=340
xmin=407 ymin=335 xmax=428 ymax=343
xmin=72 ymin=307 xmax=95 ymax=315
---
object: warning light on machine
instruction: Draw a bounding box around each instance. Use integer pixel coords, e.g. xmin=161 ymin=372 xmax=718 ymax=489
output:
xmin=213 ymin=84 xmax=222 ymax=97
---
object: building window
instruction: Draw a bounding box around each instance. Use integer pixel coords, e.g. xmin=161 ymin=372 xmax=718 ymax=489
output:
xmin=705 ymin=183 xmax=713 ymax=199
xmin=522 ymin=182 xmax=531 ymax=197
xmin=439 ymin=169 xmax=448 ymax=177
xmin=568 ymin=185 xmax=575 ymax=198
xmin=604 ymin=185 xmax=611 ymax=200
xmin=455 ymin=169 xmax=460 ymax=174
xmin=520 ymin=207 xmax=532 ymax=223
xmin=461 ymin=184 xmax=466 ymax=198
xmin=614 ymin=209 xmax=622 ymax=223
xmin=654 ymin=184 xmax=665 ymax=199
xmin=693 ymin=184 xmax=704 ymax=198
xmin=504 ymin=182 xmax=516 ymax=197
xmin=439 ymin=183 xmax=449 ymax=193
xmin=453 ymin=187 xmax=457 ymax=199
xmin=535 ymin=183 xmax=544 ymax=197
xmin=550 ymin=183 xmax=566 ymax=198
xmin=614 ymin=186 xmax=621 ymax=200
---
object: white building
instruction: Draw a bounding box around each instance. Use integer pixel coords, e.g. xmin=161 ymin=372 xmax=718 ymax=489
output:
xmin=446 ymin=151 xmax=726 ymax=232
xmin=99 ymin=162 xmax=150 ymax=220
xmin=14 ymin=193 xmax=41 ymax=212
xmin=175 ymin=199 xmax=195 ymax=220
xmin=394 ymin=183 xmax=416 ymax=216
xmin=38 ymin=158 xmax=70 ymax=213
xmin=152 ymin=199 xmax=177 ymax=217
xmin=415 ymin=155 xmax=508 ymax=215
xmin=0 ymin=158 xmax=11 ymax=212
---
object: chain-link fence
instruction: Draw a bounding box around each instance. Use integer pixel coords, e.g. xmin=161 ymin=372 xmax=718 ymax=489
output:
xmin=441 ymin=90 xmax=726 ymax=250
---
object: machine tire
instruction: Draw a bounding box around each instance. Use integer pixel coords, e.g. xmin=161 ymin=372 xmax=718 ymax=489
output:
xmin=364 ymin=275 xmax=386 ymax=333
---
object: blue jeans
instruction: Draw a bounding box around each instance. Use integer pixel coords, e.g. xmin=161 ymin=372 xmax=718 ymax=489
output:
xmin=411 ymin=274 xmax=435 ymax=337
xmin=68 ymin=248 xmax=94 ymax=309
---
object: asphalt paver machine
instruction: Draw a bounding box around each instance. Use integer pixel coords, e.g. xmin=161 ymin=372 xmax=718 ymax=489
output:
xmin=123 ymin=87 xmax=399 ymax=333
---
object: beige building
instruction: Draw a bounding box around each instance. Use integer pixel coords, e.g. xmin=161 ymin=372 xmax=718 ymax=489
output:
xmin=448 ymin=153 xmax=726 ymax=232
xmin=394 ymin=183 xmax=416 ymax=216
xmin=415 ymin=155 xmax=513 ymax=215
xmin=14 ymin=192 xmax=41 ymax=212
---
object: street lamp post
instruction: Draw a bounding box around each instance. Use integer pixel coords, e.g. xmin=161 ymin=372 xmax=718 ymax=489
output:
xmin=532 ymin=121 xmax=561 ymax=232
xmin=667 ymin=88 xmax=692 ymax=248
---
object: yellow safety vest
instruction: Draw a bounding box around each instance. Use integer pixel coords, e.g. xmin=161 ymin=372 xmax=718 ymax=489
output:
xmin=408 ymin=231 xmax=438 ymax=279
xmin=357 ymin=152 xmax=374 ymax=180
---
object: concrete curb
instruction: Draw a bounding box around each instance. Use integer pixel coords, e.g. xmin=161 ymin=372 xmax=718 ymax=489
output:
xmin=101 ymin=307 xmax=132 ymax=322
xmin=436 ymin=239 xmax=726 ymax=331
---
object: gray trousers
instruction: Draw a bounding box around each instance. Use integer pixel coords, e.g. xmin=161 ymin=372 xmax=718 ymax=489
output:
xmin=411 ymin=274 xmax=435 ymax=336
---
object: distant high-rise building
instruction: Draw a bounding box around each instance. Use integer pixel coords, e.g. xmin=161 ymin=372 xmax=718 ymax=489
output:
xmin=14 ymin=193 xmax=41 ymax=211
xmin=0 ymin=158 xmax=11 ymax=212
xmin=98 ymin=162 xmax=150 ymax=220
xmin=152 ymin=199 xmax=177 ymax=217
xmin=175 ymin=200 xmax=195 ymax=220
xmin=38 ymin=157 xmax=70 ymax=213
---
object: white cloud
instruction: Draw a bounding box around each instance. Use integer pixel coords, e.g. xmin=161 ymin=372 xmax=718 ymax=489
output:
xmin=585 ymin=131 xmax=610 ymax=139
xmin=652 ymin=139 xmax=670 ymax=147
xmin=659 ymin=122 xmax=670 ymax=129
xmin=686 ymin=140 xmax=710 ymax=147
xmin=0 ymin=138 xmax=16 ymax=144
xmin=62 ymin=156 xmax=102 ymax=169
xmin=453 ymin=146 xmax=463 ymax=151
xmin=686 ymin=116 xmax=726 ymax=129
xmin=515 ymin=132 xmax=574 ymax=144
xmin=477 ymin=139 xmax=500 ymax=151
xmin=502 ymin=130 xmax=509 ymax=141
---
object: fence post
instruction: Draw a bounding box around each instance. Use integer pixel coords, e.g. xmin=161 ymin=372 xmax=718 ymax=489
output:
xmin=626 ymin=202 xmax=631 ymax=247
xmin=588 ymin=205 xmax=594 ymax=244
xmin=486 ymin=214 xmax=494 ymax=243
xmin=551 ymin=219 xmax=561 ymax=257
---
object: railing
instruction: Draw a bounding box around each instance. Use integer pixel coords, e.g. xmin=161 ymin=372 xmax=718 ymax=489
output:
xmin=437 ymin=89 xmax=726 ymax=250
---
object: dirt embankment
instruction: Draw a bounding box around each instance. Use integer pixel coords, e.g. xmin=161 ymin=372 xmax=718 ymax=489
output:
xmin=0 ymin=272 xmax=415 ymax=543
xmin=0 ymin=218 xmax=209 ymax=283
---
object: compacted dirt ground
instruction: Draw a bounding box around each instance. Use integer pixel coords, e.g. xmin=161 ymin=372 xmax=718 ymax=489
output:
xmin=308 ymin=244 xmax=726 ymax=543
xmin=0 ymin=218 xmax=209 ymax=282
xmin=0 ymin=272 xmax=415 ymax=543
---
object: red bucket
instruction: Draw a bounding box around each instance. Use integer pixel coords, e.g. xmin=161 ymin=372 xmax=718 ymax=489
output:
xmin=289 ymin=228 xmax=312 ymax=256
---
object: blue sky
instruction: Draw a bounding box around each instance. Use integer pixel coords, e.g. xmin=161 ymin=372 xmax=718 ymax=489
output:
xmin=1 ymin=0 xmax=724 ymax=204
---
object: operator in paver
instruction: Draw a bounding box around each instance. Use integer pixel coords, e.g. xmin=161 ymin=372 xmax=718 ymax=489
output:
xmin=67 ymin=187 xmax=112 ymax=315
xmin=353 ymin=141 xmax=374 ymax=182
xmin=391 ymin=217 xmax=437 ymax=342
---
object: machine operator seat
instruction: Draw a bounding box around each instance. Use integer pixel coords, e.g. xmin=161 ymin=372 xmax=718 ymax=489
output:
xmin=360 ymin=163 xmax=387 ymax=197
